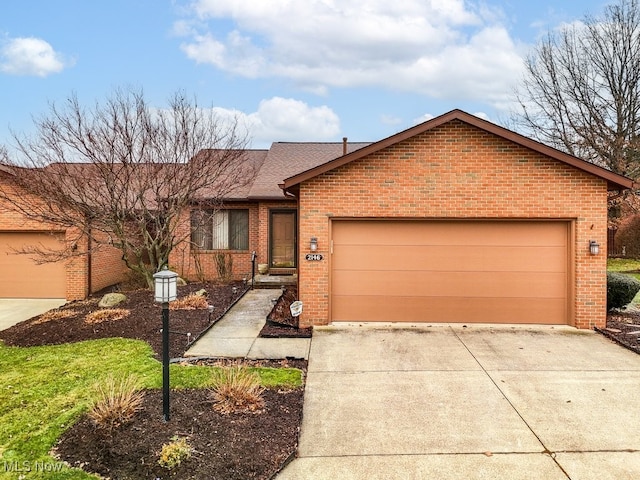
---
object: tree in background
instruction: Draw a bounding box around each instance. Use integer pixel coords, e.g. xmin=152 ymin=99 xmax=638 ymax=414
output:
xmin=0 ymin=88 xmax=252 ymax=288
xmin=513 ymin=0 xmax=640 ymax=179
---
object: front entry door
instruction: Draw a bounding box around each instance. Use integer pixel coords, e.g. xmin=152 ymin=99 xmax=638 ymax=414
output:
xmin=270 ymin=211 xmax=296 ymax=268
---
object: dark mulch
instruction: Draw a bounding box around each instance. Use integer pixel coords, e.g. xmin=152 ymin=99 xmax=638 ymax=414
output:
xmin=54 ymin=388 xmax=304 ymax=480
xmin=598 ymin=310 xmax=640 ymax=355
xmin=0 ymin=281 xmax=248 ymax=359
xmin=259 ymin=286 xmax=312 ymax=339
xmin=0 ymin=281 xmax=308 ymax=480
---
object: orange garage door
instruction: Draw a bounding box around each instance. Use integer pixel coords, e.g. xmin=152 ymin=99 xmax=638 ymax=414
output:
xmin=331 ymin=220 xmax=570 ymax=324
xmin=0 ymin=232 xmax=66 ymax=298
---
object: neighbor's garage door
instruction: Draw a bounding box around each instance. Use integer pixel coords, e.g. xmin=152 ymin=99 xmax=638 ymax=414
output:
xmin=0 ymin=232 xmax=66 ymax=298
xmin=331 ymin=220 xmax=569 ymax=324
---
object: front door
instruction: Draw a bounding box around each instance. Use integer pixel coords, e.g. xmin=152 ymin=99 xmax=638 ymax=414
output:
xmin=270 ymin=211 xmax=296 ymax=268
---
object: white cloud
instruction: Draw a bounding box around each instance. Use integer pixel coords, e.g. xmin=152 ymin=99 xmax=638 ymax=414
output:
xmin=0 ymin=37 xmax=71 ymax=77
xmin=176 ymin=0 xmax=524 ymax=107
xmin=212 ymin=97 xmax=340 ymax=147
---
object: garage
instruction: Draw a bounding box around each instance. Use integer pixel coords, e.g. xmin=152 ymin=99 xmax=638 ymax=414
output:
xmin=331 ymin=220 xmax=570 ymax=324
xmin=0 ymin=232 xmax=66 ymax=298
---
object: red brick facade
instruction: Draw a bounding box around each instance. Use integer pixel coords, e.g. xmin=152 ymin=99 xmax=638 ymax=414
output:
xmin=0 ymin=177 xmax=128 ymax=300
xmin=296 ymin=120 xmax=609 ymax=329
xmin=170 ymin=200 xmax=296 ymax=282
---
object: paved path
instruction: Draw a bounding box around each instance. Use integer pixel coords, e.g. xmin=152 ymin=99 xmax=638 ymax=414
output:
xmin=277 ymin=323 xmax=640 ymax=479
xmin=185 ymin=289 xmax=311 ymax=359
xmin=0 ymin=298 xmax=66 ymax=331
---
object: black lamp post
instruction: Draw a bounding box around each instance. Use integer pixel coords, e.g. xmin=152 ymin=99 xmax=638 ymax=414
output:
xmin=153 ymin=266 xmax=178 ymax=422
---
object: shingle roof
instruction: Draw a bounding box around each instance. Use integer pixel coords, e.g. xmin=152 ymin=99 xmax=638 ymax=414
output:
xmin=247 ymin=141 xmax=371 ymax=199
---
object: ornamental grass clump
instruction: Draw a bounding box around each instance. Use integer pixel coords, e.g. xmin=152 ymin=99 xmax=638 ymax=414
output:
xmin=88 ymin=374 xmax=144 ymax=431
xmin=210 ymin=365 xmax=265 ymax=414
xmin=170 ymin=293 xmax=208 ymax=310
xmin=84 ymin=308 xmax=130 ymax=324
xmin=158 ymin=436 xmax=192 ymax=469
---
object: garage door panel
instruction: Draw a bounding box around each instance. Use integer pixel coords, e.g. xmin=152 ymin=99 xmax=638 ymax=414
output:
xmin=0 ymin=232 xmax=66 ymax=298
xmin=333 ymin=221 xmax=567 ymax=247
xmin=331 ymin=295 xmax=567 ymax=324
xmin=333 ymin=270 xmax=567 ymax=298
xmin=331 ymin=220 xmax=569 ymax=325
xmin=333 ymin=245 xmax=567 ymax=272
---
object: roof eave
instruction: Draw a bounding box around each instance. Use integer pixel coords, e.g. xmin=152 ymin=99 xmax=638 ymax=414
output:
xmin=282 ymin=109 xmax=635 ymax=192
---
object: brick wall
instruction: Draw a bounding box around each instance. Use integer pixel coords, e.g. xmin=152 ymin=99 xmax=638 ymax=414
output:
xmin=170 ymin=200 xmax=297 ymax=282
xmin=0 ymin=179 xmax=88 ymax=300
xmin=297 ymin=120 xmax=608 ymax=329
xmin=89 ymin=232 xmax=130 ymax=293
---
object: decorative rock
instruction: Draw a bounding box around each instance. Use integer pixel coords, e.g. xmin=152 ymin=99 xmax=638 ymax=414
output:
xmin=98 ymin=292 xmax=127 ymax=308
xmin=194 ymin=289 xmax=207 ymax=297
xmin=176 ymin=277 xmax=187 ymax=286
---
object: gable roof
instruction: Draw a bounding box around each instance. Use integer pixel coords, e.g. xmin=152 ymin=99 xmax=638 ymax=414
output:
xmin=247 ymin=141 xmax=370 ymax=199
xmin=282 ymin=109 xmax=635 ymax=192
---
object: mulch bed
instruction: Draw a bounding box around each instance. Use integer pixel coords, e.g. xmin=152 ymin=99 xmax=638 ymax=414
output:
xmin=54 ymin=388 xmax=304 ymax=480
xmin=0 ymin=281 xmax=248 ymax=359
xmin=598 ymin=310 xmax=640 ymax=355
xmin=259 ymin=286 xmax=312 ymax=338
xmin=0 ymin=281 xmax=308 ymax=480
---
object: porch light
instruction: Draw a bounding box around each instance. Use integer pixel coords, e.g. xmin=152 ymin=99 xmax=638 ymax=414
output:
xmin=310 ymin=237 xmax=318 ymax=252
xmin=153 ymin=266 xmax=178 ymax=422
xmin=589 ymin=240 xmax=600 ymax=256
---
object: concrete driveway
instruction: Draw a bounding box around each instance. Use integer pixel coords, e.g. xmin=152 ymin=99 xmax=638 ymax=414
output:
xmin=277 ymin=324 xmax=640 ymax=480
xmin=0 ymin=298 xmax=65 ymax=331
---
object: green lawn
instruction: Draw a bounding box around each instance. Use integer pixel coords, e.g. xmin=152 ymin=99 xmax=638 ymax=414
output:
xmin=0 ymin=338 xmax=302 ymax=479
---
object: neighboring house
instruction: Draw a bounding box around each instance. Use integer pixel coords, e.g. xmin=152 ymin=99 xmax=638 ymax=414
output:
xmin=0 ymin=171 xmax=128 ymax=300
xmin=175 ymin=110 xmax=634 ymax=330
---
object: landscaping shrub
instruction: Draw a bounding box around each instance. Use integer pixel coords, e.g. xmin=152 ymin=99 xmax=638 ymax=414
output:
xmin=214 ymin=252 xmax=233 ymax=283
xmin=210 ymin=365 xmax=265 ymax=414
xmin=170 ymin=292 xmax=208 ymax=310
xmin=84 ymin=308 xmax=130 ymax=324
xmin=158 ymin=436 xmax=192 ymax=469
xmin=607 ymin=272 xmax=640 ymax=310
xmin=88 ymin=374 xmax=144 ymax=431
xmin=33 ymin=308 xmax=79 ymax=325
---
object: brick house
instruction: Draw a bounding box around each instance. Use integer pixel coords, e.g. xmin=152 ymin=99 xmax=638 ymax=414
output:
xmin=0 ymin=170 xmax=128 ymax=300
xmin=176 ymin=110 xmax=633 ymax=330
xmin=2 ymin=110 xmax=633 ymax=329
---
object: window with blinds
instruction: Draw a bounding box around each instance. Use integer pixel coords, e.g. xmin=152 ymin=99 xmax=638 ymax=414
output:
xmin=191 ymin=209 xmax=249 ymax=250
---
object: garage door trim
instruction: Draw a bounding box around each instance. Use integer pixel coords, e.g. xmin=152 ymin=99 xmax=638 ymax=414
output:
xmin=329 ymin=218 xmax=575 ymax=326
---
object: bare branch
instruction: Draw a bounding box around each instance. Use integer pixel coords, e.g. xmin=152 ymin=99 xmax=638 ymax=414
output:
xmin=513 ymin=0 xmax=640 ymax=178
xmin=0 ymin=87 xmax=254 ymax=288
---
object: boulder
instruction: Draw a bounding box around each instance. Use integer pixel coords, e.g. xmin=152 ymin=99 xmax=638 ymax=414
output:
xmin=98 ymin=292 xmax=127 ymax=308
xmin=194 ymin=289 xmax=207 ymax=297
xmin=176 ymin=277 xmax=187 ymax=286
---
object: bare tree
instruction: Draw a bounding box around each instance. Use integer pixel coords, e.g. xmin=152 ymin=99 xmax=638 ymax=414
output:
xmin=0 ymin=88 xmax=253 ymax=288
xmin=513 ymin=0 xmax=640 ymax=178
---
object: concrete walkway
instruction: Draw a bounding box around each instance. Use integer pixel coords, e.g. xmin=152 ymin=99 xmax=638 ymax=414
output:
xmin=184 ymin=289 xmax=311 ymax=359
xmin=277 ymin=323 xmax=640 ymax=480
xmin=0 ymin=298 xmax=66 ymax=331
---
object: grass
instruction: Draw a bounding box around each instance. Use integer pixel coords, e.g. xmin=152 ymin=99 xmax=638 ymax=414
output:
xmin=0 ymin=338 xmax=303 ymax=480
xmin=608 ymin=258 xmax=640 ymax=304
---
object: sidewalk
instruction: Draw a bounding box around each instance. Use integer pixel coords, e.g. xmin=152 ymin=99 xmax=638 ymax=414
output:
xmin=184 ymin=289 xmax=311 ymax=360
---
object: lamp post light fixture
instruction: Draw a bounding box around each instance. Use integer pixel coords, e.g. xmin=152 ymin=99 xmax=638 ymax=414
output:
xmin=153 ymin=266 xmax=178 ymax=422
xmin=589 ymin=240 xmax=600 ymax=256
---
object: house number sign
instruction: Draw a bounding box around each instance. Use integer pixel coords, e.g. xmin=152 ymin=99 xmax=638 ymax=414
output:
xmin=305 ymin=253 xmax=324 ymax=261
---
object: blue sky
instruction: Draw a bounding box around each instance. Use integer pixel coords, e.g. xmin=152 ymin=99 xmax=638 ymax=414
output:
xmin=0 ymin=0 xmax=609 ymax=151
